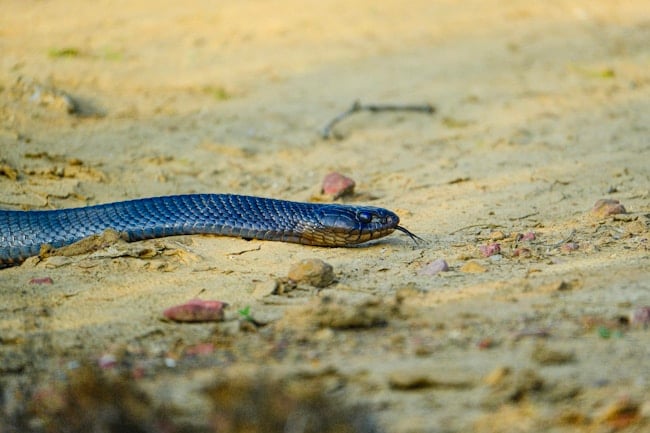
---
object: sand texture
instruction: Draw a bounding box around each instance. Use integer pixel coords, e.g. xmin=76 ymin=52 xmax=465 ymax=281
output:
xmin=1 ymin=1 xmax=649 ymax=432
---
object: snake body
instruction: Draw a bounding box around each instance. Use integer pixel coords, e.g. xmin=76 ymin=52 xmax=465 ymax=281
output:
xmin=0 ymin=194 xmax=407 ymax=268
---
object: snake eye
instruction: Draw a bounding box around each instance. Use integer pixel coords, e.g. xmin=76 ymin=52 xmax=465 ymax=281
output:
xmin=357 ymin=211 xmax=373 ymax=224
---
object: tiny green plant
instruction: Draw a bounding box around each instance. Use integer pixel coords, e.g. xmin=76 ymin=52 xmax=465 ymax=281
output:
xmin=201 ymin=85 xmax=230 ymax=101
xmin=48 ymin=47 xmax=81 ymax=58
xmin=238 ymin=306 xmax=253 ymax=322
xmin=597 ymin=326 xmax=611 ymax=339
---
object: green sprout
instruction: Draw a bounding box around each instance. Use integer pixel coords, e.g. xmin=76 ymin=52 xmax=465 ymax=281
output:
xmin=238 ymin=306 xmax=253 ymax=322
xmin=597 ymin=326 xmax=610 ymax=339
xmin=48 ymin=47 xmax=81 ymax=58
xmin=201 ymin=85 xmax=231 ymax=101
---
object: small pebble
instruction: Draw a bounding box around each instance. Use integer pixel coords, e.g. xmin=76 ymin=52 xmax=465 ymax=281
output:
xmin=419 ymin=258 xmax=449 ymax=275
xmin=519 ymin=232 xmax=536 ymax=241
xmin=98 ymin=354 xmax=117 ymax=369
xmin=489 ymin=231 xmax=506 ymax=241
xmin=560 ymin=242 xmax=579 ymax=253
xmin=591 ymin=198 xmax=626 ymax=218
xmin=184 ymin=343 xmax=215 ymax=356
xmin=29 ymin=277 xmax=54 ymax=285
xmin=460 ymin=261 xmax=487 ymax=273
xmin=321 ymin=172 xmax=355 ymax=198
xmin=163 ymin=299 xmax=228 ymax=322
xmin=512 ymin=247 xmax=532 ymax=258
xmin=288 ymin=258 xmax=334 ymax=288
xmin=631 ymin=306 xmax=650 ymax=327
xmin=477 ymin=338 xmax=494 ymax=350
xmin=479 ymin=243 xmax=501 ymax=257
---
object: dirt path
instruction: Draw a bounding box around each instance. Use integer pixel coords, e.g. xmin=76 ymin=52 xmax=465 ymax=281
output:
xmin=1 ymin=1 xmax=649 ymax=432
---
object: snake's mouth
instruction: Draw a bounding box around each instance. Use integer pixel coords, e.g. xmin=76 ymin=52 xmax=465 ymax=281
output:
xmin=301 ymin=224 xmax=425 ymax=247
xmin=349 ymin=224 xmax=424 ymax=245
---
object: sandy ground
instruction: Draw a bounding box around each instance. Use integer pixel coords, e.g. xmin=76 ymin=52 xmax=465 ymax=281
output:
xmin=1 ymin=1 xmax=649 ymax=432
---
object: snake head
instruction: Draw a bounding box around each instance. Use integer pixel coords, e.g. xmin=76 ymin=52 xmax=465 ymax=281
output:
xmin=304 ymin=205 xmax=401 ymax=246
xmin=352 ymin=207 xmax=425 ymax=245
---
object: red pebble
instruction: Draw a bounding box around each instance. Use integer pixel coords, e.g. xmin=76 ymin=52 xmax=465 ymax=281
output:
xmin=185 ymin=343 xmax=215 ymax=356
xmin=29 ymin=277 xmax=53 ymax=285
xmin=321 ymin=172 xmax=356 ymax=198
xmin=477 ymin=338 xmax=494 ymax=350
xmin=479 ymin=243 xmax=501 ymax=257
xmin=163 ymin=299 xmax=228 ymax=322
xmin=520 ymin=232 xmax=536 ymax=241
xmin=631 ymin=306 xmax=650 ymax=327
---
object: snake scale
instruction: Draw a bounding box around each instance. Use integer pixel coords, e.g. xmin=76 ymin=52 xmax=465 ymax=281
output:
xmin=0 ymin=194 xmax=419 ymax=268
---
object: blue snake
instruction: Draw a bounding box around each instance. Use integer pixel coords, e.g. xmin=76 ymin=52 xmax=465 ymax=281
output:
xmin=0 ymin=194 xmax=419 ymax=268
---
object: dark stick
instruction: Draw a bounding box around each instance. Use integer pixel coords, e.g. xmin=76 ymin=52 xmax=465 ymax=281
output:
xmin=320 ymin=100 xmax=435 ymax=139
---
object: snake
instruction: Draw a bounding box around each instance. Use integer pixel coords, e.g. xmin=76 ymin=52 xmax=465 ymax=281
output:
xmin=0 ymin=194 xmax=420 ymax=268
